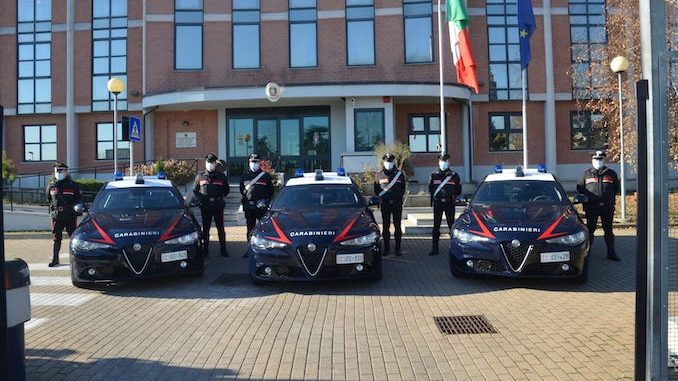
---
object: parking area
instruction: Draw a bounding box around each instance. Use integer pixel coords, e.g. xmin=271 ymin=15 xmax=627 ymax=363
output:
xmin=7 ymin=227 xmax=636 ymax=381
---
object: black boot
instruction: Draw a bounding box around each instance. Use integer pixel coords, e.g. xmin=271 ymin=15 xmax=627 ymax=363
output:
xmin=428 ymin=231 xmax=440 ymax=256
xmin=48 ymin=241 xmax=60 ymax=267
xmin=607 ymin=249 xmax=621 ymax=261
xmin=395 ymin=240 xmax=402 ymax=256
xmin=220 ymin=242 xmax=229 ymax=257
xmin=382 ymin=241 xmax=390 ymax=257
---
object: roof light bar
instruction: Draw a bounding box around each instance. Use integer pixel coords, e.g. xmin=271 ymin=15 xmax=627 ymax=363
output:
xmin=537 ymin=164 xmax=547 ymax=173
xmin=336 ymin=167 xmax=346 ymax=176
xmin=157 ymin=171 xmax=167 ymax=179
xmin=494 ymin=164 xmax=503 ymax=173
xmin=294 ymin=169 xmax=304 ymax=177
xmin=114 ymin=171 xmax=124 ymax=181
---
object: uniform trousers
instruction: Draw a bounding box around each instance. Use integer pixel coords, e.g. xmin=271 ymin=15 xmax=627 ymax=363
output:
xmin=584 ymin=203 xmax=615 ymax=253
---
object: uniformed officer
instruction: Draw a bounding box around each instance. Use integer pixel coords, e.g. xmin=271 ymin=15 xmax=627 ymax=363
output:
xmin=428 ymin=153 xmax=461 ymax=256
xmin=576 ymin=150 xmax=620 ymax=261
xmin=373 ymin=153 xmax=406 ymax=256
xmin=192 ymin=153 xmax=230 ymax=257
xmin=46 ymin=162 xmax=82 ymax=267
xmin=240 ymin=153 xmax=274 ymax=257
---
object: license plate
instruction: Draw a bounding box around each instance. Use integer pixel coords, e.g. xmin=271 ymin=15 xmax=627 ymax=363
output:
xmin=161 ymin=250 xmax=188 ymax=263
xmin=336 ymin=253 xmax=364 ymax=265
xmin=540 ymin=251 xmax=570 ymax=263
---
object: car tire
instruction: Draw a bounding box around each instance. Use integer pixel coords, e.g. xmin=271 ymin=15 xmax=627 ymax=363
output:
xmin=449 ymin=258 xmax=469 ymax=278
xmin=71 ymin=279 xmax=95 ymax=289
xmin=249 ymin=273 xmax=266 ymax=286
xmin=368 ymin=254 xmax=383 ymax=282
xmin=573 ymin=256 xmax=589 ymax=284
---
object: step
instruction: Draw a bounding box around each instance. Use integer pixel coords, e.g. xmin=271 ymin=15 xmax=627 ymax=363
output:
xmin=401 ymin=221 xmax=452 ymax=236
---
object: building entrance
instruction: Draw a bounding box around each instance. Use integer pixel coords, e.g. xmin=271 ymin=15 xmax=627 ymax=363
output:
xmin=226 ymin=107 xmax=330 ymax=177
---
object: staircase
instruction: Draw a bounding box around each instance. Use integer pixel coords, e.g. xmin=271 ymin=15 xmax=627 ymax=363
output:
xmin=399 ymin=206 xmax=464 ymax=236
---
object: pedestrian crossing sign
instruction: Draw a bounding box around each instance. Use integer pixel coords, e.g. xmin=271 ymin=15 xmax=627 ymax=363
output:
xmin=129 ymin=116 xmax=142 ymax=142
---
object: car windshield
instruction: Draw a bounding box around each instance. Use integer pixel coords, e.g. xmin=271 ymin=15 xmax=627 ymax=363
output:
xmin=93 ymin=187 xmax=184 ymax=211
xmin=472 ymin=180 xmax=568 ymax=205
xmin=272 ymin=185 xmax=364 ymax=210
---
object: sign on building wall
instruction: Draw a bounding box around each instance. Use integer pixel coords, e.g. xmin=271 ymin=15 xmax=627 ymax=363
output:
xmin=176 ymin=132 xmax=197 ymax=148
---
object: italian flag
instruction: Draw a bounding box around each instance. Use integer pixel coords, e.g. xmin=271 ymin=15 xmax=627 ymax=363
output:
xmin=447 ymin=0 xmax=479 ymax=93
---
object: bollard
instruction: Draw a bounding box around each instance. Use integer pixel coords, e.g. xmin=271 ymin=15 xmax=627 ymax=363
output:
xmin=5 ymin=259 xmax=30 ymax=381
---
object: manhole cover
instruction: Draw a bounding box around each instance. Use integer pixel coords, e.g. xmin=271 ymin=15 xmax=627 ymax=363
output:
xmin=212 ymin=273 xmax=252 ymax=286
xmin=434 ymin=315 xmax=498 ymax=335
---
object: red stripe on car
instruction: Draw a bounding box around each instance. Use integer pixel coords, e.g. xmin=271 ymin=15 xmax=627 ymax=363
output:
xmin=264 ymin=218 xmax=292 ymax=244
xmin=468 ymin=211 xmax=496 ymax=239
xmin=91 ymin=219 xmax=116 ymax=245
xmin=333 ymin=215 xmax=360 ymax=243
xmin=537 ymin=215 xmax=568 ymax=240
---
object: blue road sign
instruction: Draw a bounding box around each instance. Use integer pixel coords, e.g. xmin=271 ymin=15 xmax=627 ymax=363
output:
xmin=129 ymin=116 xmax=142 ymax=142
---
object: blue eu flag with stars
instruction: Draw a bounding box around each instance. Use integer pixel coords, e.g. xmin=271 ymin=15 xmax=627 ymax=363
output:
xmin=517 ymin=0 xmax=536 ymax=69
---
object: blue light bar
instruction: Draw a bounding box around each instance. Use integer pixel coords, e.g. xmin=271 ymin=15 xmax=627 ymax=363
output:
xmin=336 ymin=167 xmax=346 ymax=176
xmin=537 ymin=164 xmax=547 ymax=173
xmin=494 ymin=164 xmax=503 ymax=173
xmin=157 ymin=171 xmax=167 ymax=179
xmin=114 ymin=171 xmax=124 ymax=181
xmin=294 ymin=169 xmax=304 ymax=177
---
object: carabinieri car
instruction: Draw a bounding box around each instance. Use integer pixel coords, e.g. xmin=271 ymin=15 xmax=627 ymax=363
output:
xmin=449 ymin=165 xmax=590 ymax=282
xmin=69 ymin=173 xmax=204 ymax=287
xmin=248 ymin=169 xmax=383 ymax=283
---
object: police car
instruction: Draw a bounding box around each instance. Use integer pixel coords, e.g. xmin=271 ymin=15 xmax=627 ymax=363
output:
xmin=248 ymin=169 xmax=383 ymax=283
xmin=69 ymin=173 xmax=204 ymax=287
xmin=449 ymin=165 xmax=590 ymax=282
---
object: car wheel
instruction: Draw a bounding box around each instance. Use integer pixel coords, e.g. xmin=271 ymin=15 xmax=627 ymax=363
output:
xmin=71 ymin=279 xmax=95 ymax=289
xmin=573 ymin=256 xmax=589 ymax=284
xmin=368 ymin=254 xmax=383 ymax=282
xmin=449 ymin=258 xmax=469 ymax=278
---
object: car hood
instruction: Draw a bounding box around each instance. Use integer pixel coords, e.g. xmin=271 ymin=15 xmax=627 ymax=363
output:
xmin=257 ymin=208 xmax=375 ymax=245
xmin=458 ymin=203 xmax=583 ymax=241
xmin=78 ymin=209 xmax=196 ymax=246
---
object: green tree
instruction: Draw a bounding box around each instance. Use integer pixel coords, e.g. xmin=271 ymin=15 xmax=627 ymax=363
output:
xmin=2 ymin=151 xmax=17 ymax=186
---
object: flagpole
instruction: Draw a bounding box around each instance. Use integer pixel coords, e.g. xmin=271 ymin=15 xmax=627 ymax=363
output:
xmin=437 ymin=0 xmax=446 ymax=156
xmin=522 ymin=68 xmax=528 ymax=169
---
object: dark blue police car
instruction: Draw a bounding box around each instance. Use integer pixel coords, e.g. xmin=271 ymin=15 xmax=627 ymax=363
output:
xmin=248 ymin=169 xmax=382 ymax=283
xmin=450 ymin=166 xmax=590 ymax=282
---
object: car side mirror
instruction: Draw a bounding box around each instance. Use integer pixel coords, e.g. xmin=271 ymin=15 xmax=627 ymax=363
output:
xmin=455 ymin=194 xmax=468 ymax=206
xmin=367 ymin=196 xmax=381 ymax=206
xmin=184 ymin=196 xmax=200 ymax=208
xmin=73 ymin=203 xmax=89 ymax=214
xmin=572 ymin=194 xmax=588 ymax=204
xmin=256 ymin=199 xmax=270 ymax=210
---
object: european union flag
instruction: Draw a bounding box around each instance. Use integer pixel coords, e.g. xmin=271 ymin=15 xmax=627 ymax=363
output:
xmin=517 ymin=0 xmax=536 ymax=69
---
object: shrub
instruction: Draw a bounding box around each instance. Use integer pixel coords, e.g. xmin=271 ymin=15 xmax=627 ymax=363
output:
xmin=75 ymin=178 xmax=105 ymax=202
xmin=351 ymin=164 xmax=376 ymax=196
xmin=137 ymin=159 xmax=195 ymax=186
xmin=2 ymin=151 xmax=17 ymax=186
xmin=372 ymin=141 xmax=415 ymax=178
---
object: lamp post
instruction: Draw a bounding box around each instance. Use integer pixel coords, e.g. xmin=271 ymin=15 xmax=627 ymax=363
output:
xmin=610 ymin=56 xmax=630 ymax=221
xmin=106 ymin=78 xmax=125 ymax=175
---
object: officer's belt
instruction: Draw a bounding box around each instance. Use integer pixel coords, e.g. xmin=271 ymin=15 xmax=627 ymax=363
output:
xmin=434 ymin=198 xmax=452 ymax=203
xmin=207 ymin=197 xmax=223 ymax=202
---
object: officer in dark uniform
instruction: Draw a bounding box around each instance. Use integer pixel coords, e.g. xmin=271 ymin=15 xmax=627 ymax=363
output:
xmin=192 ymin=153 xmax=230 ymax=257
xmin=373 ymin=153 xmax=406 ymax=256
xmin=577 ymin=150 xmax=620 ymax=261
xmin=46 ymin=162 xmax=82 ymax=267
xmin=428 ymin=153 xmax=461 ymax=256
xmin=240 ymin=153 xmax=274 ymax=257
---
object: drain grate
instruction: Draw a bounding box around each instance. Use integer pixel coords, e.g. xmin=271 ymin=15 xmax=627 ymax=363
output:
xmin=434 ymin=315 xmax=498 ymax=335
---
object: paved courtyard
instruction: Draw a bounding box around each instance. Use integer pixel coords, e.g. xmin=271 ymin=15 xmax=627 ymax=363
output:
xmin=7 ymin=227 xmax=637 ymax=381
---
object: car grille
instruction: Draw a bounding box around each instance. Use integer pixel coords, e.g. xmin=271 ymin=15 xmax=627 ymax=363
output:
xmin=296 ymin=245 xmax=328 ymax=277
xmin=122 ymin=245 xmax=153 ymax=275
xmin=501 ymin=242 xmax=532 ymax=272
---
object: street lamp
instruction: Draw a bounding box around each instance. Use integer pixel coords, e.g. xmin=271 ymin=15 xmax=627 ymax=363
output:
xmin=610 ymin=55 xmax=630 ymax=221
xmin=106 ymin=77 xmax=125 ymax=175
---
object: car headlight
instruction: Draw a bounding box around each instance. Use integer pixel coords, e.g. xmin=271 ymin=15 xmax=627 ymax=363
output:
xmin=338 ymin=232 xmax=378 ymax=246
xmin=545 ymin=231 xmax=587 ymax=245
xmin=71 ymin=236 xmax=112 ymax=251
xmin=250 ymin=235 xmax=289 ymax=249
xmin=453 ymin=228 xmax=491 ymax=244
xmin=164 ymin=231 xmax=199 ymax=245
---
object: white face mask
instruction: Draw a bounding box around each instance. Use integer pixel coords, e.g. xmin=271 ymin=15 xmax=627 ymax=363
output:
xmin=383 ymin=161 xmax=394 ymax=171
xmin=249 ymin=162 xmax=260 ymax=172
xmin=592 ymin=159 xmax=604 ymax=170
xmin=55 ymin=172 xmax=66 ymax=181
xmin=439 ymin=161 xmax=449 ymax=171
xmin=206 ymin=161 xmax=216 ymax=172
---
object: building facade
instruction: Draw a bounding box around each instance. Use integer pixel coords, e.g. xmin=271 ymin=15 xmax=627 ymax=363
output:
xmin=0 ymin=0 xmax=610 ymax=186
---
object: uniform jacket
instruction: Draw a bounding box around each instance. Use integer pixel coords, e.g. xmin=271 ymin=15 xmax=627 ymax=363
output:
xmin=46 ymin=177 xmax=82 ymax=219
xmin=192 ymin=170 xmax=230 ymax=207
xmin=576 ymin=166 xmax=620 ymax=207
xmin=428 ymin=169 xmax=461 ymax=205
xmin=239 ymin=169 xmax=274 ymax=206
xmin=373 ymin=168 xmax=406 ymax=205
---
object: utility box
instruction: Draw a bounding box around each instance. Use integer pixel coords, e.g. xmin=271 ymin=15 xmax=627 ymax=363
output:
xmin=6 ymin=259 xmax=31 ymax=381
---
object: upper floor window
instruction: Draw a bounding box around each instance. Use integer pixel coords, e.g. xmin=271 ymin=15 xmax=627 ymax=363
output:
xmin=570 ymin=0 xmax=607 ymax=99
xmin=403 ymin=0 xmax=433 ymax=63
xmin=289 ymin=0 xmax=317 ymax=68
xmin=408 ymin=114 xmax=441 ymax=153
xmin=570 ymin=111 xmax=607 ymax=150
xmin=92 ymin=0 xmax=128 ymax=112
xmin=486 ymin=0 xmax=522 ymax=100
xmin=346 ymin=0 xmax=375 ymax=66
xmin=489 ymin=112 xmax=523 ymax=151
xmin=23 ymin=124 xmax=56 ymax=162
xmin=175 ymin=0 xmax=203 ymax=70
xmin=17 ymin=0 xmax=52 ymax=114
xmin=233 ymin=0 xmax=260 ymax=69
xmin=354 ymin=108 xmax=384 ymax=151
xmin=96 ymin=122 xmax=130 ymax=160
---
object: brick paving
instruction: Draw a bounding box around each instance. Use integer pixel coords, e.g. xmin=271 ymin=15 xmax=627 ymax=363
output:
xmin=6 ymin=227 xmax=637 ymax=381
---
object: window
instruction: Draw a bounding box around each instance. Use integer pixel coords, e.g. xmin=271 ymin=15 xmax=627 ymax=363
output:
xmin=96 ymin=122 xmax=130 ymax=160
xmin=175 ymin=0 xmax=203 ymax=70
xmin=403 ymin=0 xmax=433 ymax=63
xmin=289 ymin=0 xmax=317 ymax=67
xmin=569 ymin=0 xmax=607 ymax=99
xmin=23 ymin=124 xmax=56 ymax=161
xmin=354 ymin=109 xmax=384 ymax=151
xmin=570 ymin=111 xmax=607 ymax=150
xmin=233 ymin=0 xmax=260 ymax=69
xmin=408 ymin=114 xmax=442 ymax=153
xmin=489 ymin=112 xmax=523 ymax=151
xmin=346 ymin=0 xmax=375 ymax=66
xmin=92 ymin=0 xmax=128 ymax=111
xmin=486 ymin=0 xmax=522 ymax=100
xmin=17 ymin=0 xmax=52 ymax=114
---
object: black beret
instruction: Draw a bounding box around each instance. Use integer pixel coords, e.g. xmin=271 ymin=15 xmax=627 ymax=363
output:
xmin=592 ymin=150 xmax=606 ymax=159
xmin=438 ymin=153 xmax=450 ymax=161
xmin=54 ymin=161 xmax=68 ymax=169
xmin=248 ymin=153 xmax=261 ymax=162
xmin=205 ymin=153 xmax=218 ymax=162
xmin=382 ymin=153 xmax=396 ymax=162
